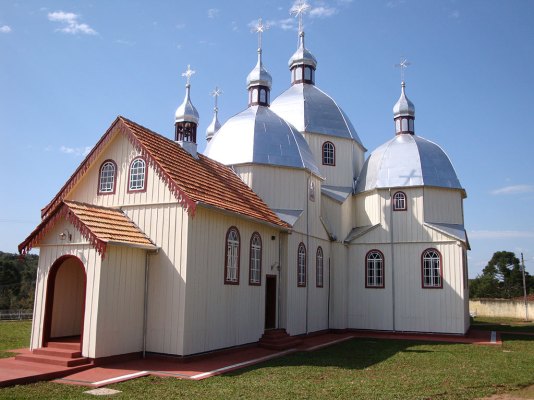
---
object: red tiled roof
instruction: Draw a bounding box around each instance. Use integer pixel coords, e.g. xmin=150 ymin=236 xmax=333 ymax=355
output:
xmin=39 ymin=116 xmax=289 ymax=230
xmin=19 ymin=200 xmax=155 ymax=257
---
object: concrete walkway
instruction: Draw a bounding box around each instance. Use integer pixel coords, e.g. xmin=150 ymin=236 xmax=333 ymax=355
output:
xmin=0 ymin=329 xmax=503 ymax=388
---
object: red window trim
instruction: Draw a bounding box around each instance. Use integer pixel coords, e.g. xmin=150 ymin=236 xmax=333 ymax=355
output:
xmin=421 ymin=248 xmax=443 ymax=289
xmin=127 ymin=156 xmax=148 ymax=194
xmin=224 ymin=226 xmax=241 ymax=285
xmin=322 ymin=141 xmax=336 ymax=166
xmin=97 ymin=159 xmax=117 ymax=195
xmin=392 ymin=191 xmax=407 ymax=211
xmin=248 ymin=232 xmax=262 ymax=286
xmin=316 ymin=246 xmax=324 ymax=288
xmin=365 ymin=249 xmax=385 ymax=289
xmin=297 ymin=242 xmax=307 ymax=287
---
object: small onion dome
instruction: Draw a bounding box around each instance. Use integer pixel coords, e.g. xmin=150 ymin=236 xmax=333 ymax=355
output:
xmin=393 ymin=81 xmax=415 ymax=118
xmin=204 ymin=105 xmax=320 ymax=176
xmin=175 ymin=84 xmax=199 ymax=125
xmin=289 ymin=31 xmax=317 ymax=70
xmin=206 ymin=110 xmax=221 ymax=142
xmin=246 ymin=49 xmax=272 ymax=90
xmin=355 ymin=133 xmax=463 ymax=193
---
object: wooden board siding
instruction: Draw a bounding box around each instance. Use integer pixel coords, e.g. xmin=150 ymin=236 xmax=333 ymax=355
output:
xmin=94 ymin=245 xmax=146 ymax=358
xmin=353 ymin=191 xmax=382 ymax=228
xmin=302 ymin=134 xmax=364 ymax=187
xmin=31 ymin=219 xmax=101 ymax=358
xmin=123 ymin=204 xmax=188 ymax=356
xmin=423 ymin=187 xmax=464 ymax=224
xmin=67 ymin=133 xmax=175 ymax=208
xmin=328 ymin=242 xmax=348 ymax=330
xmin=182 ymin=207 xmax=280 ymax=355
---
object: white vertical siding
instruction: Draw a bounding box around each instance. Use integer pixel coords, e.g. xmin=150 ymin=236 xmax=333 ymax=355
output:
xmin=423 ymin=188 xmax=464 ymax=224
xmin=94 ymin=246 xmax=146 ymax=358
xmin=328 ymin=242 xmax=348 ymax=329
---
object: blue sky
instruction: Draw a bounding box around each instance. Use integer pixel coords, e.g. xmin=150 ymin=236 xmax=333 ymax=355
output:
xmin=1 ymin=0 xmax=533 ymax=277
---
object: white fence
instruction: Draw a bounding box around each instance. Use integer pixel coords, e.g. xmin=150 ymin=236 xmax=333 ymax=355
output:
xmin=0 ymin=310 xmax=32 ymax=321
xmin=469 ymin=299 xmax=532 ymax=320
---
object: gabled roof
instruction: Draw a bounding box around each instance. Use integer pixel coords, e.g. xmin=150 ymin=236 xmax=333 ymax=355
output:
xmin=19 ymin=200 xmax=155 ymax=257
xmin=424 ymin=222 xmax=470 ymax=249
xmin=40 ymin=116 xmax=289 ymax=230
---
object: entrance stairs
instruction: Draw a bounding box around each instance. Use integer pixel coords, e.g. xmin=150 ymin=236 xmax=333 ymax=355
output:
xmin=258 ymin=329 xmax=302 ymax=350
xmin=15 ymin=341 xmax=91 ymax=368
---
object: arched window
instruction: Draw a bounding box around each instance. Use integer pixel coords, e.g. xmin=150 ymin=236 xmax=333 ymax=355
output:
xmin=316 ymin=246 xmax=324 ymax=288
xmin=249 ymin=232 xmax=262 ymax=285
xmin=393 ymin=191 xmax=407 ymax=211
xmin=322 ymin=141 xmax=335 ymax=166
xmin=128 ymin=158 xmax=146 ymax=192
xmin=225 ymin=227 xmax=240 ymax=284
xmin=422 ymin=249 xmax=442 ymax=288
xmin=98 ymin=160 xmax=116 ymax=194
xmin=366 ymin=250 xmax=384 ymax=288
xmin=297 ymin=242 xmax=306 ymax=287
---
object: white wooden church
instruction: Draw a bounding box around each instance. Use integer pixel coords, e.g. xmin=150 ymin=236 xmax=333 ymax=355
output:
xmin=20 ymin=19 xmax=470 ymax=361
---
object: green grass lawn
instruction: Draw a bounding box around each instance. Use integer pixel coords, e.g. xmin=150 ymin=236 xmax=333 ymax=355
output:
xmin=0 ymin=320 xmax=533 ymax=399
xmin=472 ymin=316 xmax=534 ymax=333
xmin=0 ymin=320 xmax=31 ymax=358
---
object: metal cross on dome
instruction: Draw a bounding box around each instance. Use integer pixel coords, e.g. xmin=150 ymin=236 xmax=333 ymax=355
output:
xmin=253 ymin=18 xmax=269 ymax=49
xmin=182 ymin=64 xmax=195 ymax=86
xmin=290 ymin=0 xmax=310 ymax=33
xmin=210 ymin=86 xmax=222 ymax=109
xmin=395 ymin=57 xmax=411 ymax=82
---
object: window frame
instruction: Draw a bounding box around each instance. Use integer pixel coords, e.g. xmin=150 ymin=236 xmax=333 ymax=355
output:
xmin=297 ymin=242 xmax=307 ymax=287
xmin=421 ymin=248 xmax=443 ymax=289
xmin=322 ymin=141 xmax=336 ymax=166
xmin=365 ymin=250 xmax=385 ymax=289
xmin=224 ymin=226 xmax=241 ymax=285
xmin=97 ymin=160 xmax=117 ymax=195
xmin=249 ymin=232 xmax=262 ymax=286
xmin=316 ymin=246 xmax=324 ymax=288
xmin=128 ymin=157 xmax=147 ymax=193
xmin=393 ymin=191 xmax=407 ymax=211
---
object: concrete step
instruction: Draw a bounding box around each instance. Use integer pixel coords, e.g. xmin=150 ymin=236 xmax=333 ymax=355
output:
xmin=33 ymin=347 xmax=82 ymax=359
xmin=259 ymin=329 xmax=302 ymax=350
xmin=46 ymin=341 xmax=80 ymax=351
xmin=15 ymin=353 xmax=90 ymax=367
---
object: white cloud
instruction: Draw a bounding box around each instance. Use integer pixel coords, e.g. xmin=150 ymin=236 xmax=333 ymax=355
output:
xmin=386 ymin=0 xmax=406 ymax=8
xmin=48 ymin=11 xmax=97 ymax=35
xmin=450 ymin=10 xmax=460 ymax=19
xmin=115 ymin=39 xmax=135 ymax=46
xmin=309 ymin=6 xmax=337 ymax=18
xmin=207 ymin=8 xmax=219 ymax=19
xmin=176 ymin=23 xmax=186 ymax=29
xmin=60 ymin=145 xmax=92 ymax=157
xmin=0 ymin=25 xmax=12 ymax=33
xmin=491 ymin=184 xmax=534 ymax=195
xmin=469 ymin=230 xmax=534 ymax=239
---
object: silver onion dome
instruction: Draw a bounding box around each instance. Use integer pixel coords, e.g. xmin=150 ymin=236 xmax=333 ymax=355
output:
xmin=247 ymin=49 xmax=272 ymax=89
xmin=289 ymin=31 xmax=317 ymax=69
xmin=271 ymin=84 xmax=365 ymax=146
xmin=206 ymin=111 xmax=221 ymax=142
xmin=393 ymin=82 xmax=415 ymax=118
xmin=175 ymin=84 xmax=199 ymax=125
xmin=355 ymin=133 xmax=463 ymax=193
xmin=204 ymin=105 xmax=320 ymax=176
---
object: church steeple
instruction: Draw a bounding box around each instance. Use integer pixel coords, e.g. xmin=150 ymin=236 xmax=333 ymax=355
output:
xmin=288 ymin=1 xmax=316 ymax=85
xmin=393 ymin=82 xmax=415 ymax=135
xmin=246 ymin=18 xmax=272 ymax=107
xmin=175 ymin=65 xmax=200 ymax=157
xmin=206 ymin=87 xmax=222 ymax=143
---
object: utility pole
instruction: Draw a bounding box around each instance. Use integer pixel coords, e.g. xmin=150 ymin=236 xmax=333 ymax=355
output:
xmin=521 ymin=253 xmax=529 ymax=321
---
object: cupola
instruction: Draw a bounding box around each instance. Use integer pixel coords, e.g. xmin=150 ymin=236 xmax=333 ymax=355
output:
xmin=246 ymin=18 xmax=272 ymax=107
xmin=206 ymin=87 xmax=222 ymax=143
xmin=289 ymin=31 xmax=317 ymax=85
xmin=175 ymin=65 xmax=199 ymax=157
xmin=393 ymin=81 xmax=415 ymax=135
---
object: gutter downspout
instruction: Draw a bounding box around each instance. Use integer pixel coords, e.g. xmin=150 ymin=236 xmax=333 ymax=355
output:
xmin=143 ymin=249 xmax=159 ymax=358
xmin=389 ymin=189 xmax=396 ymax=332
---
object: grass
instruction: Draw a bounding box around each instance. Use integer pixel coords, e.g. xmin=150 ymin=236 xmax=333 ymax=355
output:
xmin=472 ymin=316 xmax=534 ymax=333
xmin=0 ymin=320 xmax=31 ymax=358
xmin=1 ymin=332 xmax=533 ymax=399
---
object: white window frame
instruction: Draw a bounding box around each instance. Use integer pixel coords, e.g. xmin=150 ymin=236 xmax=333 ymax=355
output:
xmin=99 ymin=161 xmax=116 ymax=194
xmin=366 ymin=250 xmax=384 ymax=288
xmin=249 ymin=233 xmax=262 ymax=285
xmin=422 ymin=249 xmax=442 ymax=288
xmin=225 ymin=227 xmax=240 ymax=284
xmin=322 ymin=142 xmax=335 ymax=166
xmin=129 ymin=158 xmax=146 ymax=191
xmin=316 ymin=246 xmax=324 ymax=288
xmin=393 ymin=191 xmax=407 ymax=211
xmin=297 ymin=243 xmax=306 ymax=287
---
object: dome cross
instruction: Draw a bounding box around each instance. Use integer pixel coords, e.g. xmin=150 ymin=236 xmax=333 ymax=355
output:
xmin=395 ymin=57 xmax=411 ymax=83
xmin=253 ymin=18 xmax=269 ymax=50
xmin=181 ymin=64 xmax=196 ymax=86
xmin=210 ymin=86 xmax=222 ymax=111
xmin=290 ymin=0 xmax=310 ymax=34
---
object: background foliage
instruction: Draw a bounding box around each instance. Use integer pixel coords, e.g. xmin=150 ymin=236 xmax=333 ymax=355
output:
xmin=0 ymin=252 xmax=38 ymax=310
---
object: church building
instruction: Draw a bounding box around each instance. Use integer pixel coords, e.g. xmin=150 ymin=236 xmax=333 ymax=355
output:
xmin=19 ymin=17 xmax=470 ymax=361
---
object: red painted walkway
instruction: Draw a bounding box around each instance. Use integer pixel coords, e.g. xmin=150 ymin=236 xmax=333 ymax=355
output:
xmin=0 ymin=329 xmax=504 ymax=388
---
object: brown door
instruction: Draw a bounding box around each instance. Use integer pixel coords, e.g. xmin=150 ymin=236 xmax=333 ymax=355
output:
xmin=265 ymin=275 xmax=276 ymax=329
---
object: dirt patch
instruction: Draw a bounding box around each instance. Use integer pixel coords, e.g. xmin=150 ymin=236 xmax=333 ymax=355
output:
xmin=479 ymin=384 xmax=534 ymax=400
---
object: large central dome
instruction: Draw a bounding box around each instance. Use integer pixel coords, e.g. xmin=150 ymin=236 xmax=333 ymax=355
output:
xmin=355 ymin=133 xmax=463 ymax=193
xmin=204 ymin=105 xmax=320 ymax=175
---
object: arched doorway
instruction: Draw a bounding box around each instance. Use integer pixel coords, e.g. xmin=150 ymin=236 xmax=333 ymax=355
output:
xmin=42 ymin=255 xmax=86 ymax=350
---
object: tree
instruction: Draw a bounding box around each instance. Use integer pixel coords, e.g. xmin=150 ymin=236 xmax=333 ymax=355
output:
xmin=470 ymin=251 xmax=532 ymax=299
xmin=0 ymin=251 xmax=38 ymax=310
